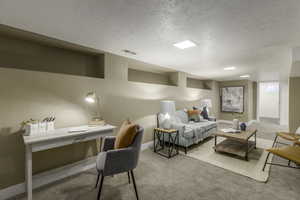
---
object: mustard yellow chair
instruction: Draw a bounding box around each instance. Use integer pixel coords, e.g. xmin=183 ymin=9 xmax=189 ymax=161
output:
xmin=263 ymin=145 xmax=300 ymax=171
xmin=263 ymin=127 xmax=300 ymax=171
xmin=271 ymin=127 xmax=300 ymax=148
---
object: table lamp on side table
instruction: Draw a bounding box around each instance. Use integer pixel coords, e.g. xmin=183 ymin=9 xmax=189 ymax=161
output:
xmin=160 ymin=100 xmax=176 ymax=129
xmin=85 ymin=91 xmax=105 ymax=126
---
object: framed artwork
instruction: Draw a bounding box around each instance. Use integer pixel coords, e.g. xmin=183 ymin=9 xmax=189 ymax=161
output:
xmin=221 ymin=86 xmax=244 ymax=113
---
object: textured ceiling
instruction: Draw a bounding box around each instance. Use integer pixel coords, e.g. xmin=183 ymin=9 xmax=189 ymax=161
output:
xmin=0 ymin=0 xmax=299 ymax=81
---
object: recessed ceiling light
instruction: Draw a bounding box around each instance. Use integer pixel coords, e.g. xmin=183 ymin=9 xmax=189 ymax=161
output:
xmin=224 ymin=66 xmax=236 ymax=70
xmin=240 ymin=74 xmax=250 ymax=78
xmin=173 ymin=40 xmax=197 ymax=49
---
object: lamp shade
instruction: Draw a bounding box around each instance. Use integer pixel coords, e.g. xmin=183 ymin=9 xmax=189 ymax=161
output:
xmin=160 ymin=100 xmax=176 ymax=114
xmin=200 ymin=99 xmax=212 ymax=108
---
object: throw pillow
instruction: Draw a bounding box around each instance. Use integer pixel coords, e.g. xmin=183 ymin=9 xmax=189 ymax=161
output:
xmin=172 ymin=115 xmax=182 ymax=124
xmin=201 ymin=107 xmax=209 ymax=120
xmin=199 ymin=114 xmax=207 ymax=122
xmin=114 ymin=120 xmax=138 ymax=149
xmin=187 ymin=109 xmax=200 ymax=122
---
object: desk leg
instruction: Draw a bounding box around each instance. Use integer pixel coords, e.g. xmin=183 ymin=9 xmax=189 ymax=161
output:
xmin=25 ymin=145 xmax=32 ymax=200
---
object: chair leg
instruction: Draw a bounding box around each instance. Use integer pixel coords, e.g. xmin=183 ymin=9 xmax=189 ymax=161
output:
xmin=263 ymin=152 xmax=271 ymax=171
xmin=130 ymin=170 xmax=139 ymax=200
xmin=97 ymin=175 xmax=104 ymax=200
xmin=272 ymin=135 xmax=278 ymax=147
xmin=95 ymin=172 xmax=100 ymax=188
xmin=128 ymin=171 xmax=131 ymax=184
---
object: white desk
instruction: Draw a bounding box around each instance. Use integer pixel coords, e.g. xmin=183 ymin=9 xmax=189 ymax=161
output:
xmin=23 ymin=124 xmax=116 ymax=200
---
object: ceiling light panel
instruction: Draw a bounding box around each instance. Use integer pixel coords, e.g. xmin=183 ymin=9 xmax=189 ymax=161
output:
xmin=224 ymin=66 xmax=236 ymax=70
xmin=173 ymin=40 xmax=197 ymax=49
xmin=240 ymin=74 xmax=250 ymax=78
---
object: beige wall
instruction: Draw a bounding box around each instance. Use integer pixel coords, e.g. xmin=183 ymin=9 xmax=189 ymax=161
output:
xmin=0 ymin=56 xmax=218 ymax=189
xmin=289 ymin=77 xmax=300 ymax=132
xmin=252 ymin=82 xmax=257 ymax=120
xmin=128 ymin=69 xmax=173 ymax=86
xmin=0 ymin=35 xmax=104 ymax=78
xmin=187 ymin=78 xmax=205 ymax=89
xmin=0 ymin=30 xmax=219 ymax=190
xmin=218 ymin=80 xmax=256 ymax=122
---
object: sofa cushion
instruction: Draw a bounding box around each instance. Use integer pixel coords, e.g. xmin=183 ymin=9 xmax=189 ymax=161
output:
xmin=175 ymin=110 xmax=189 ymax=124
xmin=172 ymin=115 xmax=182 ymax=124
xmin=187 ymin=122 xmax=205 ymax=134
xmin=195 ymin=121 xmax=217 ymax=130
xmin=182 ymin=126 xmax=195 ymax=139
xmin=170 ymin=122 xmax=185 ymax=134
xmin=189 ymin=121 xmax=217 ymax=133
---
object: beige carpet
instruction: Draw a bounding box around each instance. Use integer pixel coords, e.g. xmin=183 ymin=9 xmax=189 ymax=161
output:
xmin=186 ymin=137 xmax=274 ymax=182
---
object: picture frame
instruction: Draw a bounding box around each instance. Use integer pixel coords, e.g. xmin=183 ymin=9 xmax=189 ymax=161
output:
xmin=221 ymin=86 xmax=244 ymax=113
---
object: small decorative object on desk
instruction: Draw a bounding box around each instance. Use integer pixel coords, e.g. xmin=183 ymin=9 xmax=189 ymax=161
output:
xmin=22 ymin=119 xmax=39 ymax=136
xmin=22 ymin=116 xmax=56 ymax=136
xmin=42 ymin=116 xmax=56 ymax=132
xmin=240 ymin=122 xmax=247 ymax=131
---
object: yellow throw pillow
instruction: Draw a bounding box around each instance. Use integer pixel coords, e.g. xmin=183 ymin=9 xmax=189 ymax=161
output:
xmin=187 ymin=109 xmax=200 ymax=116
xmin=114 ymin=120 xmax=138 ymax=149
xmin=187 ymin=109 xmax=201 ymax=122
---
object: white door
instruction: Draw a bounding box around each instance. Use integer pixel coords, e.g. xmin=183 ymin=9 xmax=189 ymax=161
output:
xmin=258 ymin=82 xmax=280 ymax=119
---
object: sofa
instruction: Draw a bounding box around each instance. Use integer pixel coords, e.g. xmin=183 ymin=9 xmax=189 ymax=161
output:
xmin=157 ymin=110 xmax=217 ymax=154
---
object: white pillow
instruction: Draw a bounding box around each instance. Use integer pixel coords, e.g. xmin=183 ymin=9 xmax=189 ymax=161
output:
xmin=172 ymin=115 xmax=182 ymax=123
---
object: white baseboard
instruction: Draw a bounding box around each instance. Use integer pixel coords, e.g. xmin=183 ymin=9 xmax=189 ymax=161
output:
xmin=142 ymin=140 xmax=153 ymax=151
xmin=0 ymin=142 xmax=153 ymax=200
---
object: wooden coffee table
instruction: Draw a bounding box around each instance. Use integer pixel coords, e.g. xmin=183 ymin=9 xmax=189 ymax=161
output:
xmin=213 ymin=129 xmax=257 ymax=161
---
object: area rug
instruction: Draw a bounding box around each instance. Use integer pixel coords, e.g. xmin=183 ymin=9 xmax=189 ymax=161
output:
xmin=186 ymin=138 xmax=274 ymax=182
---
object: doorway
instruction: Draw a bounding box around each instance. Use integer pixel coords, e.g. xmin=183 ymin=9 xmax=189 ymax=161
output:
xmin=258 ymin=82 xmax=280 ymax=124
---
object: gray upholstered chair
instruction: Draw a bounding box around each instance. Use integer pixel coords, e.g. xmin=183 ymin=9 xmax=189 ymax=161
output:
xmin=95 ymin=126 xmax=144 ymax=200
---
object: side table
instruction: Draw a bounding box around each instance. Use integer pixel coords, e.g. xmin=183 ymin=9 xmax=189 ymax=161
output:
xmin=153 ymin=128 xmax=179 ymax=158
